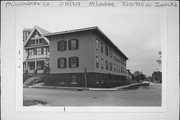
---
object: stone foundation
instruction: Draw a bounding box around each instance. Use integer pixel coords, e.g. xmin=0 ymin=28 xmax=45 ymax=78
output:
xmin=45 ymin=72 xmax=130 ymax=88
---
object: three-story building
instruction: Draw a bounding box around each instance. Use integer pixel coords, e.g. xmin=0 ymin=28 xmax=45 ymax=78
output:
xmin=44 ymin=26 xmax=128 ymax=87
xmin=23 ymin=26 xmax=50 ymax=74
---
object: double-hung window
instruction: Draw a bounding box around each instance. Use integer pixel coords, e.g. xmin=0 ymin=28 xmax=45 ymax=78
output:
xmin=57 ymin=58 xmax=67 ymax=68
xmin=101 ymin=41 xmax=103 ymax=53
xmin=96 ymin=38 xmax=99 ymax=50
xmin=36 ymin=48 xmax=42 ymax=55
xmin=101 ymin=58 xmax=104 ymax=69
xmin=105 ymin=60 xmax=109 ymax=70
xmin=43 ymin=48 xmax=47 ymax=55
xmin=31 ymin=40 xmax=35 ymax=45
xmin=28 ymin=49 xmax=33 ymax=56
xmin=105 ymin=46 xmax=108 ymax=56
xmin=69 ymin=39 xmax=79 ymax=50
xmin=110 ymin=62 xmax=112 ymax=71
xmin=57 ymin=40 xmax=67 ymax=51
xmin=39 ymin=39 xmax=43 ymax=44
xmin=96 ymin=56 xmax=99 ymax=68
xmin=69 ymin=57 xmax=79 ymax=68
xmin=109 ymin=49 xmax=112 ymax=58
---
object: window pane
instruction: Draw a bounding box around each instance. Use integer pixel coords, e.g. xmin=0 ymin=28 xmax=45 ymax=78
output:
xmin=110 ymin=62 xmax=112 ymax=71
xmin=69 ymin=39 xmax=78 ymax=50
xmin=36 ymin=39 xmax=38 ymax=44
xmin=37 ymin=48 xmax=41 ymax=55
xmin=60 ymin=41 xmax=65 ymax=50
xmin=39 ymin=39 xmax=43 ymax=43
xmin=71 ymin=57 xmax=76 ymax=67
xmin=101 ymin=58 xmax=104 ymax=69
xmin=109 ymin=49 xmax=112 ymax=58
xmin=33 ymin=49 xmax=36 ymax=55
xmin=60 ymin=59 xmax=65 ymax=68
xmin=58 ymin=41 xmax=66 ymax=51
xmin=28 ymin=62 xmax=35 ymax=70
xmin=37 ymin=61 xmax=44 ymax=69
xmin=105 ymin=46 xmax=108 ymax=56
xmin=58 ymin=58 xmax=66 ymax=68
xmin=96 ymin=38 xmax=99 ymax=50
xmin=101 ymin=41 xmax=103 ymax=53
xmin=71 ymin=40 xmax=77 ymax=50
xmin=35 ymin=31 xmax=39 ymax=37
xmin=47 ymin=47 xmax=49 ymax=55
xmin=106 ymin=60 xmax=109 ymax=70
xmin=31 ymin=40 xmax=35 ymax=44
xmin=71 ymin=40 xmax=76 ymax=48
xmin=43 ymin=48 xmax=47 ymax=55
xmin=28 ymin=49 xmax=33 ymax=56
xmin=69 ymin=57 xmax=79 ymax=68
xmin=96 ymin=56 xmax=99 ymax=68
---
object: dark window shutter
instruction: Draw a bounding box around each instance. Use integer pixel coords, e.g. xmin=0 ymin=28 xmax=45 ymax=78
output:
xmin=68 ymin=58 xmax=71 ymax=68
xmin=64 ymin=41 xmax=67 ymax=50
xmin=57 ymin=59 xmax=60 ymax=68
xmin=68 ymin=40 xmax=71 ymax=50
xmin=57 ymin=42 xmax=60 ymax=51
xmin=64 ymin=58 xmax=67 ymax=68
xmin=76 ymin=39 xmax=79 ymax=49
xmin=76 ymin=57 xmax=79 ymax=67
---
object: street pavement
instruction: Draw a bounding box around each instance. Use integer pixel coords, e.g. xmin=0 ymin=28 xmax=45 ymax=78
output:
xmin=23 ymin=83 xmax=161 ymax=106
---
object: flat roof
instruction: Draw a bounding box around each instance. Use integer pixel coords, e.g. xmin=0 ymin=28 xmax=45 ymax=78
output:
xmin=44 ymin=26 xmax=128 ymax=60
xmin=44 ymin=26 xmax=97 ymax=37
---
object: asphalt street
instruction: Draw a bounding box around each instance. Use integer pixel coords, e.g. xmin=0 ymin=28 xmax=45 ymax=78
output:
xmin=23 ymin=83 xmax=161 ymax=106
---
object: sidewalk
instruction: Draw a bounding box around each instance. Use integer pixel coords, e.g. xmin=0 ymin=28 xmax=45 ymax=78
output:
xmin=89 ymin=83 xmax=142 ymax=91
xmin=24 ymin=83 xmax=142 ymax=91
xmin=25 ymin=85 xmax=88 ymax=91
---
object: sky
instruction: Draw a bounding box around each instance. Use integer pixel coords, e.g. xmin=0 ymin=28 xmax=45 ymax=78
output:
xmin=16 ymin=7 xmax=164 ymax=76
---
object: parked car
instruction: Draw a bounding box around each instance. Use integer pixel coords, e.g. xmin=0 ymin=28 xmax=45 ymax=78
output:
xmin=142 ymin=81 xmax=150 ymax=86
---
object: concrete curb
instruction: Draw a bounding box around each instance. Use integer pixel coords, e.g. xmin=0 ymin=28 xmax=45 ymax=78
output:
xmin=89 ymin=83 xmax=142 ymax=91
xmin=26 ymin=85 xmax=89 ymax=91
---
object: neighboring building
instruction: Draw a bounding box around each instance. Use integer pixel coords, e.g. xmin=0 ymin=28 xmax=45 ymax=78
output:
xmin=44 ymin=26 xmax=128 ymax=87
xmin=23 ymin=28 xmax=32 ymax=42
xmin=152 ymin=71 xmax=162 ymax=83
xmin=147 ymin=76 xmax=152 ymax=82
xmin=23 ymin=28 xmax=32 ymax=73
xmin=126 ymin=69 xmax=133 ymax=81
xmin=23 ymin=26 xmax=50 ymax=74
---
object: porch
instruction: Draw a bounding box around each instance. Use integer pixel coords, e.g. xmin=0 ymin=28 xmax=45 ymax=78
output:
xmin=23 ymin=60 xmax=49 ymax=74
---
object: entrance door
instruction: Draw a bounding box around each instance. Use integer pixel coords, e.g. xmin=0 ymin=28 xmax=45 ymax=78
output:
xmin=28 ymin=61 xmax=35 ymax=73
xmin=37 ymin=61 xmax=44 ymax=73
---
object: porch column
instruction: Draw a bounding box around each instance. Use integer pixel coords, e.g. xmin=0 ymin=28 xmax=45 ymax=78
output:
xmin=25 ymin=61 xmax=27 ymax=70
xmin=27 ymin=62 xmax=29 ymax=71
xmin=35 ymin=60 xmax=37 ymax=70
xmin=44 ymin=60 xmax=46 ymax=70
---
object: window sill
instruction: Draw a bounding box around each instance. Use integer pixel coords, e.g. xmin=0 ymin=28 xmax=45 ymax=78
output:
xmin=69 ymin=48 xmax=78 ymax=51
xmin=69 ymin=67 xmax=78 ymax=68
xmin=58 ymin=67 xmax=66 ymax=69
xmin=58 ymin=50 xmax=67 ymax=51
xmin=71 ymin=82 xmax=77 ymax=85
xmin=59 ymin=82 xmax=65 ymax=85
